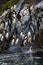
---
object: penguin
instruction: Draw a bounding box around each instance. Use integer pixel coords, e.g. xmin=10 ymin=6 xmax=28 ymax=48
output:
xmin=0 ymin=23 xmax=4 ymax=30
xmin=27 ymin=32 xmax=32 ymax=44
xmin=20 ymin=32 xmax=25 ymax=40
xmin=5 ymin=21 xmax=8 ymax=28
xmin=23 ymin=39 xmax=27 ymax=46
xmin=11 ymin=38 xmax=15 ymax=46
xmin=15 ymin=38 xmax=20 ymax=46
xmin=27 ymin=32 xmax=31 ymax=38
xmin=1 ymin=35 xmax=4 ymax=42
xmin=0 ymin=34 xmax=2 ymax=38
xmin=5 ymin=32 xmax=9 ymax=39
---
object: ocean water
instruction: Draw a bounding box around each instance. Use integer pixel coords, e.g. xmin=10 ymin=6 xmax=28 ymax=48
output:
xmin=0 ymin=53 xmax=43 ymax=65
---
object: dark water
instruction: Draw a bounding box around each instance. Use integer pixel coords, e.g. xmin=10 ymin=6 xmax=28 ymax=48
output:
xmin=0 ymin=53 xmax=43 ymax=65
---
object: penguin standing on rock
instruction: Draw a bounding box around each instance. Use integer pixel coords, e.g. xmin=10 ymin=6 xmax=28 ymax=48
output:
xmin=0 ymin=22 xmax=4 ymax=30
xmin=5 ymin=32 xmax=9 ymax=39
xmin=20 ymin=32 xmax=26 ymax=46
xmin=27 ymin=32 xmax=32 ymax=46
xmin=15 ymin=38 xmax=20 ymax=46
xmin=11 ymin=38 xmax=15 ymax=46
xmin=0 ymin=35 xmax=4 ymax=42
